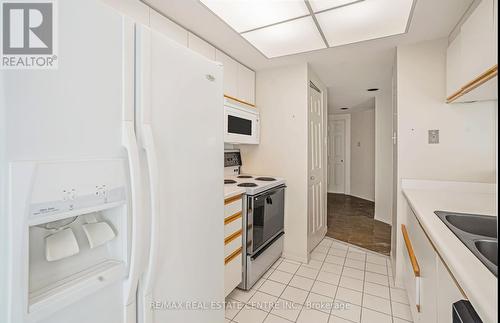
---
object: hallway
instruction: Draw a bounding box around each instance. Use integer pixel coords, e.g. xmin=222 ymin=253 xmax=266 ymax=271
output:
xmin=326 ymin=194 xmax=391 ymax=255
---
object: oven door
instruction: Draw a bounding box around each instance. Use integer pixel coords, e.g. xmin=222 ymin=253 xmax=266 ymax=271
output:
xmin=247 ymin=186 xmax=285 ymax=255
xmin=224 ymin=105 xmax=260 ymax=144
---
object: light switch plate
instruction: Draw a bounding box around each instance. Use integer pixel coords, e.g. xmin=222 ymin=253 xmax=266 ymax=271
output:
xmin=428 ymin=130 xmax=439 ymax=144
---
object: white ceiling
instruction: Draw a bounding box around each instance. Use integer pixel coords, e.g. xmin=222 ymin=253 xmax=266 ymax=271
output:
xmin=143 ymin=0 xmax=474 ymax=113
xmin=199 ymin=0 xmax=414 ymax=58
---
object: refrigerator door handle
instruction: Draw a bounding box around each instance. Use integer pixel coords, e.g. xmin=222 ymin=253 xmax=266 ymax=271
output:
xmin=122 ymin=121 xmax=145 ymax=307
xmin=141 ymin=124 xmax=160 ymax=299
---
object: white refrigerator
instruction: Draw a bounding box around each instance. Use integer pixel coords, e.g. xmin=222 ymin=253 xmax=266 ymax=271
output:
xmin=0 ymin=1 xmax=224 ymax=322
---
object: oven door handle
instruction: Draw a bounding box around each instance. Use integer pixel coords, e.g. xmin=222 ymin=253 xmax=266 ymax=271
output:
xmin=253 ymin=185 xmax=286 ymax=199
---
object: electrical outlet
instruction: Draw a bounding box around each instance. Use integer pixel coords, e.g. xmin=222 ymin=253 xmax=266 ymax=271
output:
xmin=428 ymin=130 xmax=439 ymax=144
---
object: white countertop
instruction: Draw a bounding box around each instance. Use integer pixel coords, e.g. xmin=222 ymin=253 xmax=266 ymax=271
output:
xmin=224 ymin=185 xmax=245 ymax=200
xmin=402 ymin=179 xmax=497 ymax=323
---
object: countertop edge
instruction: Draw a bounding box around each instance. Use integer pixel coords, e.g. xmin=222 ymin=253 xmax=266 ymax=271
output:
xmin=224 ymin=188 xmax=245 ymax=200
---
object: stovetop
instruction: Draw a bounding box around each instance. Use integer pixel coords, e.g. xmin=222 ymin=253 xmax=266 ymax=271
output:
xmin=224 ymin=174 xmax=285 ymax=195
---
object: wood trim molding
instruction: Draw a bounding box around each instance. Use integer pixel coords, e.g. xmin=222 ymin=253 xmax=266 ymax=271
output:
xmin=224 ymin=246 xmax=242 ymax=265
xmin=224 ymin=194 xmax=242 ymax=205
xmin=224 ymin=229 xmax=242 ymax=245
xmin=401 ymin=224 xmax=421 ymax=277
xmin=447 ymin=65 xmax=498 ymax=103
xmin=224 ymin=211 xmax=242 ymax=225
xmin=224 ymin=94 xmax=256 ymax=108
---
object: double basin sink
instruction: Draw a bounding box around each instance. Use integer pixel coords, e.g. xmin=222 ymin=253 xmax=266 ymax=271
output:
xmin=435 ymin=211 xmax=497 ymax=276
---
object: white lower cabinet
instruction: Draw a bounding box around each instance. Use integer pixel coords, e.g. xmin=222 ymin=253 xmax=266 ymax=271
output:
xmin=403 ymin=207 xmax=466 ymax=323
xmin=437 ymin=258 xmax=465 ymax=323
xmin=224 ymin=195 xmax=243 ymax=297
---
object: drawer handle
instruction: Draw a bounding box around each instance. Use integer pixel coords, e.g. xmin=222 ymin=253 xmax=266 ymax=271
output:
xmin=224 ymin=211 xmax=242 ymax=225
xmin=402 ymin=224 xmax=420 ymax=277
xmin=224 ymin=247 xmax=242 ymax=265
xmin=224 ymin=229 xmax=242 ymax=245
xmin=224 ymin=194 xmax=242 ymax=205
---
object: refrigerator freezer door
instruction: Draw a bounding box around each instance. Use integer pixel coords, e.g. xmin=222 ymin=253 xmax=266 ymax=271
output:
xmin=1 ymin=1 xmax=140 ymax=323
xmin=136 ymin=26 xmax=225 ymax=323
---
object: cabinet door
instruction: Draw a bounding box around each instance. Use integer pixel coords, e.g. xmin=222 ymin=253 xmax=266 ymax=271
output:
xmin=437 ymin=258 xmax=465 ymax=323
xmin=150 ymin=10 xmax=188 ymax=47
xmin=446 ymin=34 xmax=463 ymax=98
xmin=407 ymin=208 xmax=438 ymax=323
xmin=188 ymin=33 xmax=216 ymax=60
xmin=215 ymin=50 xmax=238 ymax=98
xmin=237 ymin=64 xmax=256 ymax=105
xmin=460 ymin=0 xmax=495 ymax=80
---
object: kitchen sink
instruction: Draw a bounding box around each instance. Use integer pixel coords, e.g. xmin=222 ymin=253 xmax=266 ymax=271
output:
xmin=474 ymin=240 xmax=498 ymax=266
xmin=445 ymin=214 xmax=497 ymax=238
xmin=435 ymin=211 xmax=497 ymax=276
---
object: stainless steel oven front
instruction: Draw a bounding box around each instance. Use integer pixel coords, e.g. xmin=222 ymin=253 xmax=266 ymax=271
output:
xmin=240 ymin=185 xmax=285 ymax=290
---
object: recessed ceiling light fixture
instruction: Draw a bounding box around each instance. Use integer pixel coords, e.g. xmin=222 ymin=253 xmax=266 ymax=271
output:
xmin=367 ymin=88 xmax=379 ymax=92
xmin=199 ymin=0 xmax=415 ymax=58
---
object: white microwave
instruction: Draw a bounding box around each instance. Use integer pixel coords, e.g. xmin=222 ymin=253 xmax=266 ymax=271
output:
xmin=224 ymin=98 xmax=260 ymax=144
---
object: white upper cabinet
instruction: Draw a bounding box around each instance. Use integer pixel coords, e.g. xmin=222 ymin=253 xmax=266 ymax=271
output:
xmin=150 ymin=10 xmax=188 ymax=47
xmin=216 ymin=50 xmax=239 ymax=99
xmin=446 ymin=0 xmax=498 ymax=103
xmin=188 ymin=33 xmax=216 ymax=60
xmin=237 ymin=65 xmax=256 ymax=105
xmin=216 ymin=50 xmax=256 ymax=105
xmin=446 ymin=34 xmax=463 ymax=97
xmin=460 ymin=0 xmax=495 ymax=80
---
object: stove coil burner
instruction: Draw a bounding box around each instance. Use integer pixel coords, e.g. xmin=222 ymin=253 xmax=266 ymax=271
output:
xmin=237 ymin=183 xmax=258 ymax=187
xmin=224 ymin=179 xmax=237 ymax=184
xmin=237 ymin=175 xmax=253 ymax=178
xmin=255 ymin=177 xmax=276 ymax=181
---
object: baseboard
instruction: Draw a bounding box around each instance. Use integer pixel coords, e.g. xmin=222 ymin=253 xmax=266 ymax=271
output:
xmin=374 ymin=214 xmax=392 ymax=225
xmin=348 ymin=193 xmax=375 ymax=202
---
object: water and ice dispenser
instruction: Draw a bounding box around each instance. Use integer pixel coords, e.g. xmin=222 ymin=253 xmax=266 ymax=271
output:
xmin=8 ymin=159 xmax=130 ymax=321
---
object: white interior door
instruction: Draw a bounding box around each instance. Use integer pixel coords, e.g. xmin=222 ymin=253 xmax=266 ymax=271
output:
xmin=308 ymin=83 xmax=327 ymax=252
xmin=332 ymin=120 xmax=346 ymax=193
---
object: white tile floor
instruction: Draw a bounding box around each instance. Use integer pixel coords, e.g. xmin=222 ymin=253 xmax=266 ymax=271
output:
xmin=225 ymin=237 xmax=413 ymax=323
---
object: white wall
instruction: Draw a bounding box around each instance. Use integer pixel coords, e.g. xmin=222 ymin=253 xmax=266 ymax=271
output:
xmin=394 ymin=38 xmax=498 ymax=285
xmin=239 ymin=64 xmax=310 ymax=262
xmin=375 ymin=91 xmax=394 ymax=224
xmin=0 ymin=72 xmax=7 ymax=323
xmin=350 ymin=109 xmax=376 ymax=201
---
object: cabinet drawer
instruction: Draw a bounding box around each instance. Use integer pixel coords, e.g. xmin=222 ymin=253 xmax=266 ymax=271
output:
xmin=224 ymin=233 xmax=242 ymax=257
xmin=224 ymin=250 xmax=242 ymax=297
xmin=225 ymin=215 xmax=242 ymax=238
xmin=224 ymin=196 xmax=242 ymax=219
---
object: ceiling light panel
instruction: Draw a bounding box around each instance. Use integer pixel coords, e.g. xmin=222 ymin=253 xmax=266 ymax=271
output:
xmin=241 ymin=16 xmax=326 ymax=58
xmin=308 ymin=0 xmax=361 ymax=13
xmin=199 ymin=0 xmax=309 ymax=33
xmin=316 ymin=0 xmax=413 ymax=47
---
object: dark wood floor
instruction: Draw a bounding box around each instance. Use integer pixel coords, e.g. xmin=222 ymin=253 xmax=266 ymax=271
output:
xmin=326 ymin=193 xmax=391 ymax=255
